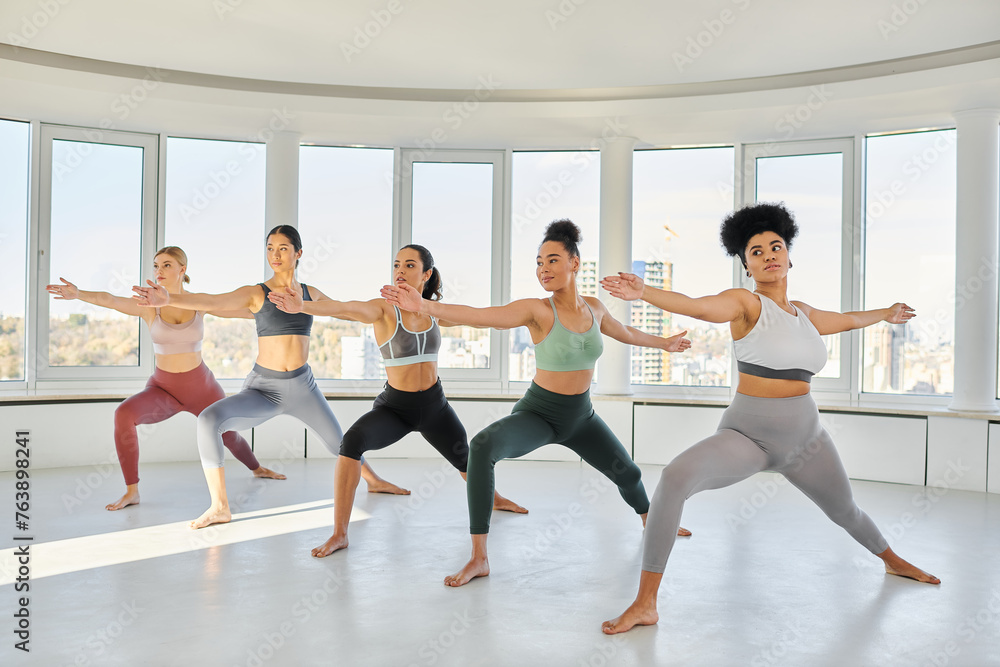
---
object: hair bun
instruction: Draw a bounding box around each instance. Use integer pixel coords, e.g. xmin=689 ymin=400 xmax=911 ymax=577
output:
xmin=544 ymin=219 xmax=582 ymax=245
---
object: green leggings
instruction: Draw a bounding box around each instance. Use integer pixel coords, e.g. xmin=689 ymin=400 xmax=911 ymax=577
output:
xmin=468 ymin=382 xmax=649 ymax=534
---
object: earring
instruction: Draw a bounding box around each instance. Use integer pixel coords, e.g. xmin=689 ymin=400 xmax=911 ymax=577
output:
xmin=746 ymin=270 xmax=751 ymax=278
xmin=789 ymin=260 xmax=793 ymax=268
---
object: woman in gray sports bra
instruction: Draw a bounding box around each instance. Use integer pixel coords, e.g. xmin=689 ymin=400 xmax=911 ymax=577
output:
xmin=133 ymin=226 xmax=406 ymax=530
xmin=601 ymin=202 xmax=939 ymax=635
xmin=267 ymin=244 xmax=526 ymax=558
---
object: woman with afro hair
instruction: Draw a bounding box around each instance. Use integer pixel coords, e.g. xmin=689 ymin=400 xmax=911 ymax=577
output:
xmin=601 ymin=202 xmax=939 ymax=635
xmin=382 ymin=219 xmax=692 ymax=587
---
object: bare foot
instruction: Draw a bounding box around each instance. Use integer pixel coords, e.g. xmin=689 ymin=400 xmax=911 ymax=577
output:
xmin=602 ymin=602 xmax=659 ymax=635
xmin=493 ymin=494 xmax=528 ymax=514
xmin=677 ymin=527 xmax=692 ymax=537
xmin=884 ymin=560 xmax=940 ymax=584
xmin=312 ymin=533 xmax=348 ymax=558
xmin=444 ymin=557 xmax=489 ymax=587
xmin=189 ymin=505 xmax=231 ymax=530
xmin=366 ymin=479 xmax=411 ymax=495
xmin=106 ymin=489 xmax=140 ymax=511
xmin=252 ymin=466 xmax=287 ymax=480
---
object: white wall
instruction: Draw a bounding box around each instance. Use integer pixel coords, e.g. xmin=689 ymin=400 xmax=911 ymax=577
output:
xmin=2 ymin=399 xmax=998 ymax=494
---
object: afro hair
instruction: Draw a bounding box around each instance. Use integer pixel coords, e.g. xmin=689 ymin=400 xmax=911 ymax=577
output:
xmin=541 ymin=219 xmax=582 ymax=258
xmin=720 ymin=202 xmax=798 ymax=265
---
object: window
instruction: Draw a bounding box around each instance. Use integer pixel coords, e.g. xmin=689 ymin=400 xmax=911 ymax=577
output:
xmin=164 ymin=137 xmax=266 ymax=379
xmin=298 ymin=145 xmax=393 ymax=380
xmin=632 ymin=147 xmax=734 ymax=386
xmin=864 ymin=130 xmax=956 ymax=396
xmin=0 ymin=119 xmax=30 ymax=381
xmin=37 ymin=125 xmax=158 ymax=380
xmin=509 ymin=151 xmax=600 ymax=382
xmin=399 ymin=151 xmax=504 ymax=379
xmin=747 ymin=139 xmax=854 ymax=389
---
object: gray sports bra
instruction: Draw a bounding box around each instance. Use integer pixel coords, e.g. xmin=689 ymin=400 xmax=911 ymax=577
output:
xmin=379 ymin=306 xmax=440 ymax=367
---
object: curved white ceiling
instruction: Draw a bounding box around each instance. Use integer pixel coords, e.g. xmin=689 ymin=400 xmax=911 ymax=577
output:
xmin=1 ymin=0 xmax=997 ymax=91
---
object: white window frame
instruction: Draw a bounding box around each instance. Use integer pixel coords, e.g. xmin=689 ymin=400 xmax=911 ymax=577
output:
xmin=34 ymin=124 xmax=159 ymax=384
xmin=742 ymin=138 xmax=856 ymax=397
xmin=396 ymin=149 xmax=506 ymax=386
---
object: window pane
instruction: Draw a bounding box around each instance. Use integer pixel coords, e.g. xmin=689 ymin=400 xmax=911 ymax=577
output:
xmin=0 ymin=120 xmax=29 ymax=380
xmin=632 ymin=147 xmax=734 ymax=386
xmin=165 ymin=137 xmax=266 ymax=378
xmin=864 ymin=130 xmax=956 ymax=395
xmin=299 ymin=146 xmax=393 ymax=379
xmin=411 ymin=162 xmax=494 ymax=369
xmin=48 ymin=140 xmax=143 ymax=367
xmin=755 ymin=152 xmax=844 ymax=379
xmin=509 ymin=151 xmax=600 ymax=381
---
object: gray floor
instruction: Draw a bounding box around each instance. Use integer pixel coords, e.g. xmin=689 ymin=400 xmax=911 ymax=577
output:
xmin=1 ymin=457 xmax=998 ymax=667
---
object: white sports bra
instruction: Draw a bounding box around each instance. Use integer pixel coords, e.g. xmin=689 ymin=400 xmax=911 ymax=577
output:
xmin=733 ymin=293 xmax=828 ymax=382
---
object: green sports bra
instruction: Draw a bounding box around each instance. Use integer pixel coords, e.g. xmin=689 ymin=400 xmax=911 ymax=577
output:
xmin=534 ymin=297 xmax=603 ymax=372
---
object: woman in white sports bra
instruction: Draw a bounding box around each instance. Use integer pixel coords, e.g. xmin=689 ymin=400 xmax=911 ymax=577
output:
xmin=46 ymin=246 xmax=285 ymax=511
xmin=601 ymin=202 xmax=939 ymax=635
xmin=267 ymin=244 xmax=525 ymax=558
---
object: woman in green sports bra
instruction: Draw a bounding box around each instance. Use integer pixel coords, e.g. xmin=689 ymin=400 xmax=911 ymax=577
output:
xmin=382 ymin=219 xmax=692 ymax=587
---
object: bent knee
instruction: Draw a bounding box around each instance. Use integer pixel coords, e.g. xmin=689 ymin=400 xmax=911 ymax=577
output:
xmin=338 ymin=430 xmax=365 ymax=460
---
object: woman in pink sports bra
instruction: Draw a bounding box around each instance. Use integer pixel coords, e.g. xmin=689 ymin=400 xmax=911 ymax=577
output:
xmin=48 ymin=246 xmax=286 ymax=510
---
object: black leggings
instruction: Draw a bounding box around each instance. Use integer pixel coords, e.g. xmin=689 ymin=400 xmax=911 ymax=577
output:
xmin=339 ymin=379 xmax=469 ymax=472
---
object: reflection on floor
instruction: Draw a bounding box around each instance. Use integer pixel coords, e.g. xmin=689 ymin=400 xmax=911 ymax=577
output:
xmin=1 ymin=458 xmax=997 ymax=666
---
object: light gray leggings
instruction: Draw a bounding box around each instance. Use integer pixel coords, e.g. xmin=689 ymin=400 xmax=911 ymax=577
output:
xmin=642 ymin=392 xmax=889 ymax=573
xmin=197 ymin=363 xmax=343 ymax=468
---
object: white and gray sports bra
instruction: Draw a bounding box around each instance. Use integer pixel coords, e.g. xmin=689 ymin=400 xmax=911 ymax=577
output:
xmin=379 ymin=306 xmax=441 ymax=367
xmin=733 ymin=293 xmax=829 ymax=382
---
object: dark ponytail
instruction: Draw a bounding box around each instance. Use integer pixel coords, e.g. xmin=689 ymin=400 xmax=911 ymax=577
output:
xmin=266 ymin=225 xmax=303 ymax=268
xmin=541 ymin=219 xmax=582 ymax=258
xmin=402 ymin=244 xmax=443 ymax=301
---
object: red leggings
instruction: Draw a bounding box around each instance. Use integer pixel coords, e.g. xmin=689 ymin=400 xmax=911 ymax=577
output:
xmin=114 ymin=363 xmax=260 ymax=485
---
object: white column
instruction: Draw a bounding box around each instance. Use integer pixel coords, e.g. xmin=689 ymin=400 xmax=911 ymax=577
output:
xmin=949 ymin=109 xmax=1000 ymax=412
xmin=596 ymin=136 xmax=637 ymax=395
xmin=264 ymin=130 xmax=301 ymax=233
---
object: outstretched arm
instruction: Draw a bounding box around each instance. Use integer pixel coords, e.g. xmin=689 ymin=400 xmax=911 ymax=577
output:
xmin=591 ymin=298 xmax=692 ymax=352
xmin=601 ymin=272 xmax=747 ymax=324
xmin=132 ymin=280 xmax=259 ymax=312
xmin=47 ymin=277 xmax=145 ymax=317
xmin=381 ymin=282 xmax=539 ymax=331
xmin=795 ymin=301 xmax=915 ymax=335
xmin=268 ymin=286 xmax=385 ymax=324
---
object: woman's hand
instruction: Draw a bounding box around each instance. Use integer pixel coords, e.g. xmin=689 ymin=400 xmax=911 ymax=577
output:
xmin=131 ymin=280 xmax=169 ymax=307
xmin=885 ymin=303 xmax=916 ymax=324
xmin=663 ymin=330 xmax=692 ymax=353
xmin=380 ymin=282 xmax=424 ymax=313
xmin=601 ymin=272 xmax=645 ymax=301
xmin=268 ymin=287 xmax=303 ymax=313
xmin=46 ymin=277 xmax=79 ymax=300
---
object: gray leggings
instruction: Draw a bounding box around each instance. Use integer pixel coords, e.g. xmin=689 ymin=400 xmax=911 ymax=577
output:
xmin=642 ymin=392 xmax=889 ymax=573
xmin=197 ymin=363 xmax=343 ymax=468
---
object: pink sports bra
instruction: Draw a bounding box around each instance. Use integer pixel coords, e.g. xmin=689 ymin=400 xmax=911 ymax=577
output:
xmin=150 ymin=309 xmax=204 ymax=355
